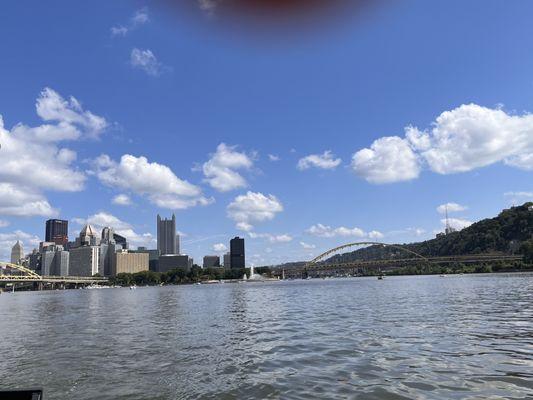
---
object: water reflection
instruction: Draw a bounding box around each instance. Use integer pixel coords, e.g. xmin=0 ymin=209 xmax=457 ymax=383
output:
xmin=0 ymin=274 xmax=532 ymax=399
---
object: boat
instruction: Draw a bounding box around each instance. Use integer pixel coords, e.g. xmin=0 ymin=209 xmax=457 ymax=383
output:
xmin=129 ymin=285 xmax=137 ymax=290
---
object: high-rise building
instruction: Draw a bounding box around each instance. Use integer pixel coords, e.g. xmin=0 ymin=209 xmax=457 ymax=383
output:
xmin=203 ymin=255 xmax=220 ymax=268
xmin=69 ymin=225 xmax=100 ymax=276
xmin=69 ymin=246 xmax=99 ymax=277
xmin=223 ymin=252 xmax=231 ymax=269
xmin=157 ymin=214 xmax=177 ymax=255
xmin=10 ymin=241 xmax=24 ymax=265
xmin=158 ymin=254 xmax=192 ymax=273
xmin=230 ymin=237 xmax=245 ymax=269
xmin=111 ymin=251 xmax=149 ymax=276
xmin=45 ymin=219 xmax=69 ymax=246
xmin=41 ymin=244 xmax=69 ymax=276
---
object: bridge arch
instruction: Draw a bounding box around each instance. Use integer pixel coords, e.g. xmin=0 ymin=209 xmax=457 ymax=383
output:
xmin=0 ymin=262 xmax=42 ymax=279
xmin=305 ymin=242 xmax=428 ymax=268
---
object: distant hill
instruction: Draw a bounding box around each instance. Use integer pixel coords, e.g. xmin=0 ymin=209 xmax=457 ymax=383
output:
xmin=327 ymin=202 xmax=533 ymax=263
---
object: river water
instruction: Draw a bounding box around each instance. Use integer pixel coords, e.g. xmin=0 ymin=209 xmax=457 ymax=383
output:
xmin=0 ymin=274 xmax=532 ymax=399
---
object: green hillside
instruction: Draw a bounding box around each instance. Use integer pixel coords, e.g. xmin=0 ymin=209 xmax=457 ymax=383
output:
xmin=328 ymin=202 xmax=533 ymax=263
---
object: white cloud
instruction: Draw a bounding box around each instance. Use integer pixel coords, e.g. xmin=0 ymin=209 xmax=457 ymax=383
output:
xmin=112 ymin=194 xmax=132 ymax=206
xmin=437 ymin=202 xmax=468 ymax=214
xmin=298 ymin=150 xmax=342 ymax=171
xmin=441 ymin=217 xmax=473 ymax=231
xmin=300 ymin=241 xmax=316 ymax=249
xmin=74 ymin=212 xmax=155 ymax=249
xmin=413 ymin=104 xmax=533 ymax=174
xmin=268 ymin=154 xmax=280 ymax=162
xmin=352 ymin=136 xmax=420 ymax=184
xmin=92 ymin=154 xmax=212 ymax=210
xmin=212 ymin=243 xmax=227 ymax=252
xmin=353 ymin=104 xmax=533 ymax=184
xmin=368 ymin=230 xmax=384 ymax=240
xmin=0 ymin=88 xmax=106 ymax=218
xmin=306 ymin=223 xmax=366 ymax=238
xmin=202 ymin=143 xmax=253 ymax=192
xmin=227 ymin=191 xmax=283 ymax=231
xmin=0 ymin=184 xmax=58 ymax=217
xmin=249 ymin=232 xmax=293 ymax=243
xmin=111 ymin=7 xmax=149 ymax=37
xmin=130 ymin=48 xmax=165 ymax=77
xmin=0 ymin=88 xmax=107 ymax=217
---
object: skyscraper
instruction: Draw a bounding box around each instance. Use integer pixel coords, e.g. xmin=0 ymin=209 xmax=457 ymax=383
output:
xmin=230 ymin=237 xmax=245 ymax=269
xmin=10 ymin=241 xmax=24 ymax=265
xmin=157 ymin=214 xmax=177 ymax=255
xmin=45 ymin=219 xmax=69 ymax=246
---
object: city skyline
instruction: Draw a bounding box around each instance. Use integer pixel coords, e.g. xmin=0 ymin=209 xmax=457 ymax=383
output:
xmin=1 ymin=1 xmax=532 ymax=266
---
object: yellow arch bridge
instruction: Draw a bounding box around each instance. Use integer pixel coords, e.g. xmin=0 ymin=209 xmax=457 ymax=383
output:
xmin=0 ymin=261 xmax=108 ymax=287
xmin=280 ymin=242 xmax=521 ymax=278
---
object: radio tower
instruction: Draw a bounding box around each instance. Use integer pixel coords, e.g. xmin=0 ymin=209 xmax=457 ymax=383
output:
xmin=444 ymin=204 xmax=454 ymax=235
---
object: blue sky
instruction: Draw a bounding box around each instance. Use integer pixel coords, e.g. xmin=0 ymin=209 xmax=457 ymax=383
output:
xmin=0 ymin=0 xmax=532 ymax=265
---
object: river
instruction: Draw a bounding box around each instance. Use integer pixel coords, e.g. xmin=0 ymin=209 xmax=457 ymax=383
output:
xmin=1 ymin=273 xmax=532 ymax=399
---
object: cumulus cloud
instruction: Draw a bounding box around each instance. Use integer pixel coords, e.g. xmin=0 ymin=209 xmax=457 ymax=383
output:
xmin=130 ymin=48 xmax=165 ymax=77
xmin=298 ymin=150 xmax=342 ymax=171
xmin=0 ymin=88 xmax=105 ymax=216
xmin=437 ymin=202 xmax=468 ymax=214
xmin=92 ymin=154 xmax=212 ymax=210
xmin=300 ymin=241 xmax=316 ymax=249
xmin=353 ymin=103 xmax=533 ymax=184
xmin=306 ymin=223 xmax=366 ymax=238
xmin=202 ymin=143 xmax=254 ymax=192
xmin=368 ymin=230 xmax=384 ymax=240
xmin=352 ymin=137 xmax=420 ymax=184
xmin=227 ymin=191 xmax=283 ymax=231
xmin=268 ymin=154 xmax=280 ymax=162
xmin=249 ymin=232 xmax=293 ymax=243
xmin=112 ymin=194 xmax=132 ymax=206
xmin=212 ymin=243 xmax=227 ymax=252
xmin=111 ymin=7 xmax=149 ymax=37
xmin=0 ymin=184 xmax=58 ymax=217
xmin=74 ymin=212 xmax=155 ymax=249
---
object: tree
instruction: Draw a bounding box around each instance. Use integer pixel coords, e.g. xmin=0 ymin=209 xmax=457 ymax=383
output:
xmin=520 ymin=240 xmax=533 ymax=264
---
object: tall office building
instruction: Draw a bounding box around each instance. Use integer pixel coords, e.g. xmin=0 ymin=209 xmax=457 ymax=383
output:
xmin=45 ymin=219 xmax=69 ymax=246
xmin=10 ymin=241 xmax=24 ymax=265
xmin=203 ymin=255 xmax=220 ymax=268
xmin=230 ymin=237 xmax=245 ymax=269
xmin=157 ymin=214 xmax=177 ymax=255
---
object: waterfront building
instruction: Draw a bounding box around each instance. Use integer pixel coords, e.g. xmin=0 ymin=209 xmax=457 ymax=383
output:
xmin=99 ymin=227 xmax=124 ymax=276
xmin=10 ymin=241 xmax=24 ymax=265
xmin=158 ymin=254 xmax=192 ymax=273
xmin=157 ymin=214 xmax=177 ymax=255
xmin=75 ymin=224 xmax=99 ymax=247
xmin=223 ymin=252 xmax=231 ymax=269
xmin=69 ymin=246 xmax=99 ymax=277
xmin=45 ymin=219 xmax=69 ymax=246
xmin=68 ymin=225 xmax=100 ymax=276
xmin=113 ymin=233 xmax=128 ymax=250
xmin=230 ymin=237 xmax=245 ymax=269
xmin=111 ymin=251 xmax=149 ymax=276
xmin=203 ymin=255 xmax=220 ymax=268
xmin=41 ymin=244 xmax=69 ymax=276
xmin=28 ymin=249 xmax=41 ymax=272
xmin=131 ymin=248 xmax=160 ymax=271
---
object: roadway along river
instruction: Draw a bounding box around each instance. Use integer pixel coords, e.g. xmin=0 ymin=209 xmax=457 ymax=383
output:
xmin=1 ymin=274 xmax=532 ymax=399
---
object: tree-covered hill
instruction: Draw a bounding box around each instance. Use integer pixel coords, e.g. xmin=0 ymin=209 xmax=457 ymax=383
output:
xmin=328 ymin=202 xmax=533 ymax=263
